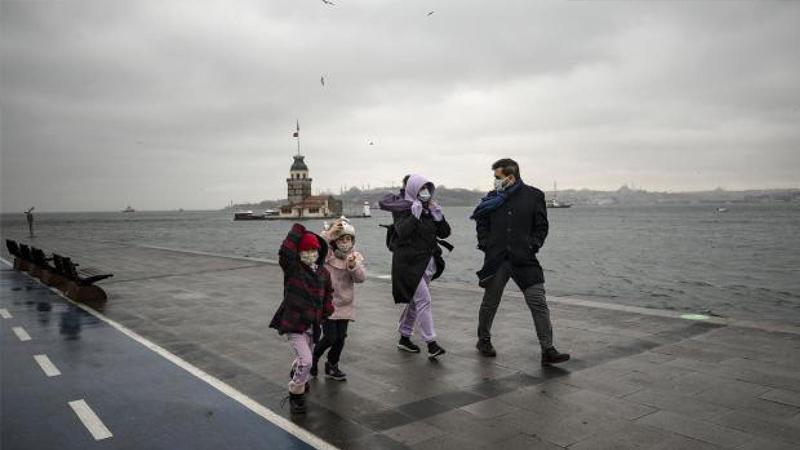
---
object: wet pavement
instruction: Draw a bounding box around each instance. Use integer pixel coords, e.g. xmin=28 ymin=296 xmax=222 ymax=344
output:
xmin=1 ymin=268 xmax=320 ymax=450
xmin=2 ymin=233 xmax=800 ymax=449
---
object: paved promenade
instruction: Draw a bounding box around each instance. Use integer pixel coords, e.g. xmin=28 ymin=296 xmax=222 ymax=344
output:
xmin=2 ymin=232 xmax=800 ymax=449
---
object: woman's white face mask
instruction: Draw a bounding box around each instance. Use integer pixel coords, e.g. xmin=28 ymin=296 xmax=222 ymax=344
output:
xmin=299 ymin=250 xmax=318 ymax=266
xmin=418 ymin=188 xmax=432 ymax=202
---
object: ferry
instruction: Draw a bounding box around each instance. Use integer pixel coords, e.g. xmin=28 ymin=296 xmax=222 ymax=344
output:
xmin=233 ymin=210 xmax=267 ymax=221
xmin=122 ymin=205 xmax=136 ymax=213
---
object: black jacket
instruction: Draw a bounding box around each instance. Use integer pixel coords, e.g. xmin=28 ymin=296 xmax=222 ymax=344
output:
xmin=391 ymin=210 xmax=451 ymax=303
xmin=475 ymin=182 xmax=549 ymax=289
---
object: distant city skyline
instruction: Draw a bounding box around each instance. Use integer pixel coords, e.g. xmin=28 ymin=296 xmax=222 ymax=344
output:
xmin=2 ymin=0 xmax=799 ymax=212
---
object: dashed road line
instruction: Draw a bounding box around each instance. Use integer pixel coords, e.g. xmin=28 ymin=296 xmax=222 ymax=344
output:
xmin=34 ymin=354 xmax=62 ymax=377
xmin=0 ymin=308 xmax=11 ymax=319
xmin=68 ymin=399 xmax=113 ymax=441
xmin=12 ymin=326 xmax=31 ymax=342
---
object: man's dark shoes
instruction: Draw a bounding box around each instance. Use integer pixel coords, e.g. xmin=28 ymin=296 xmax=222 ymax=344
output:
xmin=541 ymin=347 xmax=570 ymax=365
xmin=427 ymin=341 xmax=446 ymax=359
xmin=398 ymin=336 xmax=421 ymax=353
xmin=289 ymin=393 xmax=306 ymax=415
xmin=325 ymin=362 xmax=347 ymax=381
xmin=310 ymin=359 xmax=319 ymax=377
xmin=476 ymin=339 xmax=497 ymax=357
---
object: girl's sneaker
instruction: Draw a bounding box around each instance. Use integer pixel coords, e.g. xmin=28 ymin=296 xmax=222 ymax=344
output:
xmin=398 ymin=336 xmax=421 ymax=353
xmin=325 ymin=362 xmax=347 ymax=381
xmin=427 ymin=341 xmax=446 ymax=359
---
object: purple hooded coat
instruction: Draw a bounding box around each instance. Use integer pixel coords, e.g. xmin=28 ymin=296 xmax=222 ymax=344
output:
xmin=389 ymin=174 xmax=451 ymax=304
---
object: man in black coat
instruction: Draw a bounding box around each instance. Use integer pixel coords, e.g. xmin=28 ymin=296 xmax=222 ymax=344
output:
xmin=472 ymin=159 xmax=570 ymax=365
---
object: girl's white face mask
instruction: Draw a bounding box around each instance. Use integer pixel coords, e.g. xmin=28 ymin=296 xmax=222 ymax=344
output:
xmin=418 ymin=188 xmax=432 ymax=202
xmin=336 ymin=239 xmax=353 ymax=253
xmin=300 ymin=250 xmax=318 ymax=267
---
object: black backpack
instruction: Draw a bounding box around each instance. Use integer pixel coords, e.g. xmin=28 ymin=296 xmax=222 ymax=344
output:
xmin=379 ymin=224 xmax=398 ymax=252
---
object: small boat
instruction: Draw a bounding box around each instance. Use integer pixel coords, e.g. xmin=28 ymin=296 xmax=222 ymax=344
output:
xmin=233 ymin=210 xmax=267 ymax=221
xmin=716 ymin=207 xmax=729 ymax=213
xmin=546 ymin=182 xmax=572 ymax=208
xmin=122 ymin=205 xmax=136 ymax=213
xmin=546 ymin=199 xmax=572 ymax=209
xmin=264 ymin=209 xmax=280 ymax=217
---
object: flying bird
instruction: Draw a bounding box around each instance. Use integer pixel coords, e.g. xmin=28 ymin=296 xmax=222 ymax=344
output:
xmin=321 ymin=0 xmax=335 ymax=5
xmin=320 ymin=75 xmax=325 ymax=86
xmin=427 ymin=11 xmax=435 ymax=16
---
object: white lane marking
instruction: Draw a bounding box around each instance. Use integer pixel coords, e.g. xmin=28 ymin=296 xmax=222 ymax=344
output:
xmin=68 ymin=399 xmax=113 ymax=440
xmin=12 ymin=326 xmax=31 ymax=341
xmin=0 ymin=259 xmax=339 ymax=450
xmin=0 ymin=308 xmax=11 ymax=319
xmin=34 ymin=354 xmax=62 ymax=377
xmin=72 ymin=302 xmax=339 ymax=450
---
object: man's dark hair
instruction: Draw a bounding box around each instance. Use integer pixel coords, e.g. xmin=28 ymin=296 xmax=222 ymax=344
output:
xmin=491 ymin=158 xmax=520 ymax=178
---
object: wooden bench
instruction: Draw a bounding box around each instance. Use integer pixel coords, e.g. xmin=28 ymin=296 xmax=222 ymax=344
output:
xmin=30 ymin=247 xmax=63 ymax=287
xmin=6 ymin=239 xmax=27 ymax=271
xmin=57 ymin=255 xmax=113 ymax=303
xmin=18 ymin=243 xmax=35 ymax=272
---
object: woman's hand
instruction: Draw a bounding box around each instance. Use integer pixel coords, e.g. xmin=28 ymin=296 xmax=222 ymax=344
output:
xmin=346 ymin=254 xmax=358 ymax=269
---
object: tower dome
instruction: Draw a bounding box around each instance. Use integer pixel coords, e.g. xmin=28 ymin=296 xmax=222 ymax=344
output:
xmin=290 ymin=155 xmax=308 ymax=172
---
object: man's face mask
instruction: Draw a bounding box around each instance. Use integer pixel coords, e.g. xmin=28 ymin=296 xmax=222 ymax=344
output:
xmin=418 ymin=188 xmax=432 ymax=202
xmin=300 ymin=250 xmax=318 ymax=266
xmin=494 ymin=176 xmax=511 ymax=192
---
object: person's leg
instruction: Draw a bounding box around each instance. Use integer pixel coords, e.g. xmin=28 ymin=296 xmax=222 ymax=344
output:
xmin=413 ymin=278 xmax=436 ymax=343
xmin=477 ymin=261 xmax=512 ymax=341
xmin=313 ymin=322 xmax=335 ymax=361
xmin=288 ymin=332 xmax=314 ymax=394
xmin=522 ymin=283 xmax=553 ymax=350
xmin=397 ymin=300 xmax=417 ymax=338
xmin=327 ymin=320 xmax=348 ymax=366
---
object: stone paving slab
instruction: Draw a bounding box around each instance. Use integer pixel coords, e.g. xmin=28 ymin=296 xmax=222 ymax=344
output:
xmin=3 ymin=232 xmax=800 ymax=449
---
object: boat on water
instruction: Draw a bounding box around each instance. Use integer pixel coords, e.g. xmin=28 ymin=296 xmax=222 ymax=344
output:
xmin=546 ymin=199 xmax=572 ymax=209
xmin=546 ymin=182 xmax=572 ymax=208
xmin=716 ymin=207 xmax=729 ymax=213
xmin=122 ymin=205 xmax=136 ymax=213
xmin=264 ymin=209 xmax=279 ymax=217
xmin=233 ymin=210 xmax=267 ymax=221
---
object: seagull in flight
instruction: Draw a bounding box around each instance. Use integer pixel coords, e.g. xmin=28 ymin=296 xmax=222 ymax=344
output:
xmin=321 ymin=0 xmax=335 ymax=5
xmin=427 ymin=11 xmax=435 ymax=16
xmin=320 ymin=75 xmax=325 ymax=86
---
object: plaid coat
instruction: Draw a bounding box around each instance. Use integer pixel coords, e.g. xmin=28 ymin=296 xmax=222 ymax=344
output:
xmin=269 ymin=223 xmax=334 ymax=340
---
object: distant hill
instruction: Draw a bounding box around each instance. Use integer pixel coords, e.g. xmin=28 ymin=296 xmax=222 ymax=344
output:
xmin=225 ymin=186 xmax=800 ymax=210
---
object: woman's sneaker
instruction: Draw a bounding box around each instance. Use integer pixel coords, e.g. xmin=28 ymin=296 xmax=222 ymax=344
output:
xmin=398 ymin=336 xmax=421 ymax=353
xmin=427 ymin=341 xmax=446 ymax=359
xmin=324 ymin=362 xmax=347 ymax=381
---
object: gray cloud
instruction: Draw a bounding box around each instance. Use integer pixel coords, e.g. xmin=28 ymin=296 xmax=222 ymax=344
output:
xmin=2 ymin=0 xmax=799 ymax=211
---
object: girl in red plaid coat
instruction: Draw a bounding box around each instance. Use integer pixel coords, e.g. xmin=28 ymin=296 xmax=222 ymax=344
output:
xmin=269 ymin=223 xmax=334 ymax=414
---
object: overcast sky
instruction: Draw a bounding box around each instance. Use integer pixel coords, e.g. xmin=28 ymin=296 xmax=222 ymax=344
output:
xmin=2 ymin=0 xmax=799 ymax=212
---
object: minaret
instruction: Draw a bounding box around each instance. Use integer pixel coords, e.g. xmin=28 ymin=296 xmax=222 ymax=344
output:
xmin=287 ymin=155 xmax=312 ymax=204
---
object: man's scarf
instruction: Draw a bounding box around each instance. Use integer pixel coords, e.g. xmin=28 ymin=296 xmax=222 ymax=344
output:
xmin=470 ymin=180 xmax=523 ymax=220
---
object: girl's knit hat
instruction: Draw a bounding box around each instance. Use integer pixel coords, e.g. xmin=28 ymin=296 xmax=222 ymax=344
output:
xmin=327 ymin=217 xmax=356 ymax=242
xmin=299 ymin=232 xmax=320 ymax=251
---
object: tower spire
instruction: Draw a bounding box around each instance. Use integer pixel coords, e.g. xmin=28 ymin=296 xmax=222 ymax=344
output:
xmin=293 ymin=119 xmax=300 ymax=155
